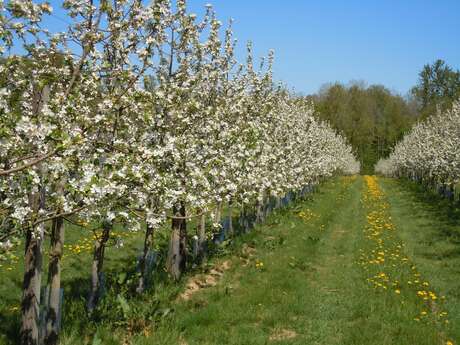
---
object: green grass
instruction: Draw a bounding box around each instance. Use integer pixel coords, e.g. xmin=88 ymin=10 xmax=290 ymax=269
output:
xmin=132 ymin=176 xmax=361 ymax=345
xmin=131 ymin=176 xmax=459 ymax=345
xmin=380 ymin=178 xmax=460 ymax=342
xmin=1 ymin=176 xmax=460 ymax=345
xmin=0 ymin=221 xmax=149 ymax=342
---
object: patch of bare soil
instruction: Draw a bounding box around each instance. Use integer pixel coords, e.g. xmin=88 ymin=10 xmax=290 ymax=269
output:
xmin=239 ymin=243 xmax=257 ymax=266
xmin=269 ymin=328 xmax=298 ymax=341
xmin=241 ymin=243 xmax=257 ymax=257
xmin=178 ymin=337 xmax=188 ymax=345
xmin=179 ymin=260 xmax=232 ymax=301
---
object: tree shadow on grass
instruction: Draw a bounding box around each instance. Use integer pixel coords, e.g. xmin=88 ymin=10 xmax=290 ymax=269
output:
xmin=0 ymin=313 xmax=20 ymax=345
xmin=389 ymin=178 xmax=460 ymax=257
xmin=0 ymin=185 xmax=325 ymax=345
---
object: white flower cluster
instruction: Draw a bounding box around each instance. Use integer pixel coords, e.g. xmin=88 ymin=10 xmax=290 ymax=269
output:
xmin=375 ymin=100 xmax=460 ymax=187
xmin=0 ymin=0 xmax=359 ymax=246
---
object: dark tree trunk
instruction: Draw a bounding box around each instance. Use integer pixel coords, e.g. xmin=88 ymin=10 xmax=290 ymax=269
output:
xmin=198 ymin=213 xmax=206 ymax=248
xmin=256 ymin=199 xmax=263 ymax=223
xmin=136 ymin=223 xmax=154 ymax=293
xmin=197 ymin=213 xmax=207 ymax=260
xmin=241 ymin=204 xmax=247 ymax=232
xmin=44 ymin=216 xmax=64 ymax=345
xmin=87 ymin=221 xmax=111 ymax=312
xmin=20 ymin=222 xmax=44 ymax=345
xmin=214 ymin=201 xmax=222 ymax=224
xmin=166 ymin=202 xmax=187 ymax=280
xmin=228 ymin=201 xmax=233 ymax=236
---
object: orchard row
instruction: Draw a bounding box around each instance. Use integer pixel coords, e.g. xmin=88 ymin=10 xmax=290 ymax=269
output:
xmin=375 ymin=101 xmax=460 ymax=193
xmin=0 ymin=1 xmax=359 ymax=344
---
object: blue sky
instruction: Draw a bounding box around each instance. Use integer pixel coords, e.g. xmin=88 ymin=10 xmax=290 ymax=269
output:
xmin=45 ymin=0 xmax=460 ymax=96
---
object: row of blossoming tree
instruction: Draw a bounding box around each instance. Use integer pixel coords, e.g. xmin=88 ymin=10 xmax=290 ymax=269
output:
xmin=0 ymin=1 xmax=359 ymax=344
xmin=375 ymin=100 xmax=460 ymax=196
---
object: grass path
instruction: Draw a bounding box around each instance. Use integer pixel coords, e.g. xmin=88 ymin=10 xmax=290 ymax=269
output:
xmin=380 ymin=178 xmax=460 ymax=342
xmin=129 ymin=176 xmax=459 ymax=345
xmin=2 ymin=176 xmax=459 ymax=344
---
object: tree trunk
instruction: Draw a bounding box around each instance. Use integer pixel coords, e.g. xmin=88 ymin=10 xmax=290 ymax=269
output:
xmin=214 ymin=201 xmax=222 ymax=224
xmin=179 ymin=203 xmax=187 ymax=272
xmin=166 ymin=202 xmax=187 ymax=280
xmin=276 ymin=196 xmax=282 ymax=208
xmin=239 ymin=204 xmax=248 ymax=232
xmin=21 ymin=222 xmax=45 ymax=345
xmin=136 ymin=223 xmax=154 ymax=293
xmin=198 ymin=213 xmax=206 ymax=259
xmin=44 ymin=216 xmax=64 ymax=345
xmin=256 ymin=199 xmax=263 ymax=223
xmin=21 ymin=183 xmax=45 ymax=345
xmin=449 ymin=183 xmax=455 ymax=201
xmin=228 ymin=201 xmax=233 ymax=236
xmin=21 ymin=86 xmax=50 ymax=345
xmin=87 ymin=221 xmax=111 ymax=312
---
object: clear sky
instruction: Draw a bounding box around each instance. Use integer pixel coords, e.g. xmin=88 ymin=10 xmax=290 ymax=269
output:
xmin=45 ymin=0 xmax=460 ymax=96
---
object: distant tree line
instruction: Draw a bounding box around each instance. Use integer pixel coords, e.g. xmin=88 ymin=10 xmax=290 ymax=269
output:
xmin=308 ymin=82 xmax=416 ymax=173
xmin=309 ymin=60 xmax=460 ymax=174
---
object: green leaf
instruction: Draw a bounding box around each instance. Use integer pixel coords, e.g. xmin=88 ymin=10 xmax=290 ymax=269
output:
xmin=117 ymin=272 xmax=127 ymax=284
xmin=116 ymin=294 xmax=130 ymax=316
